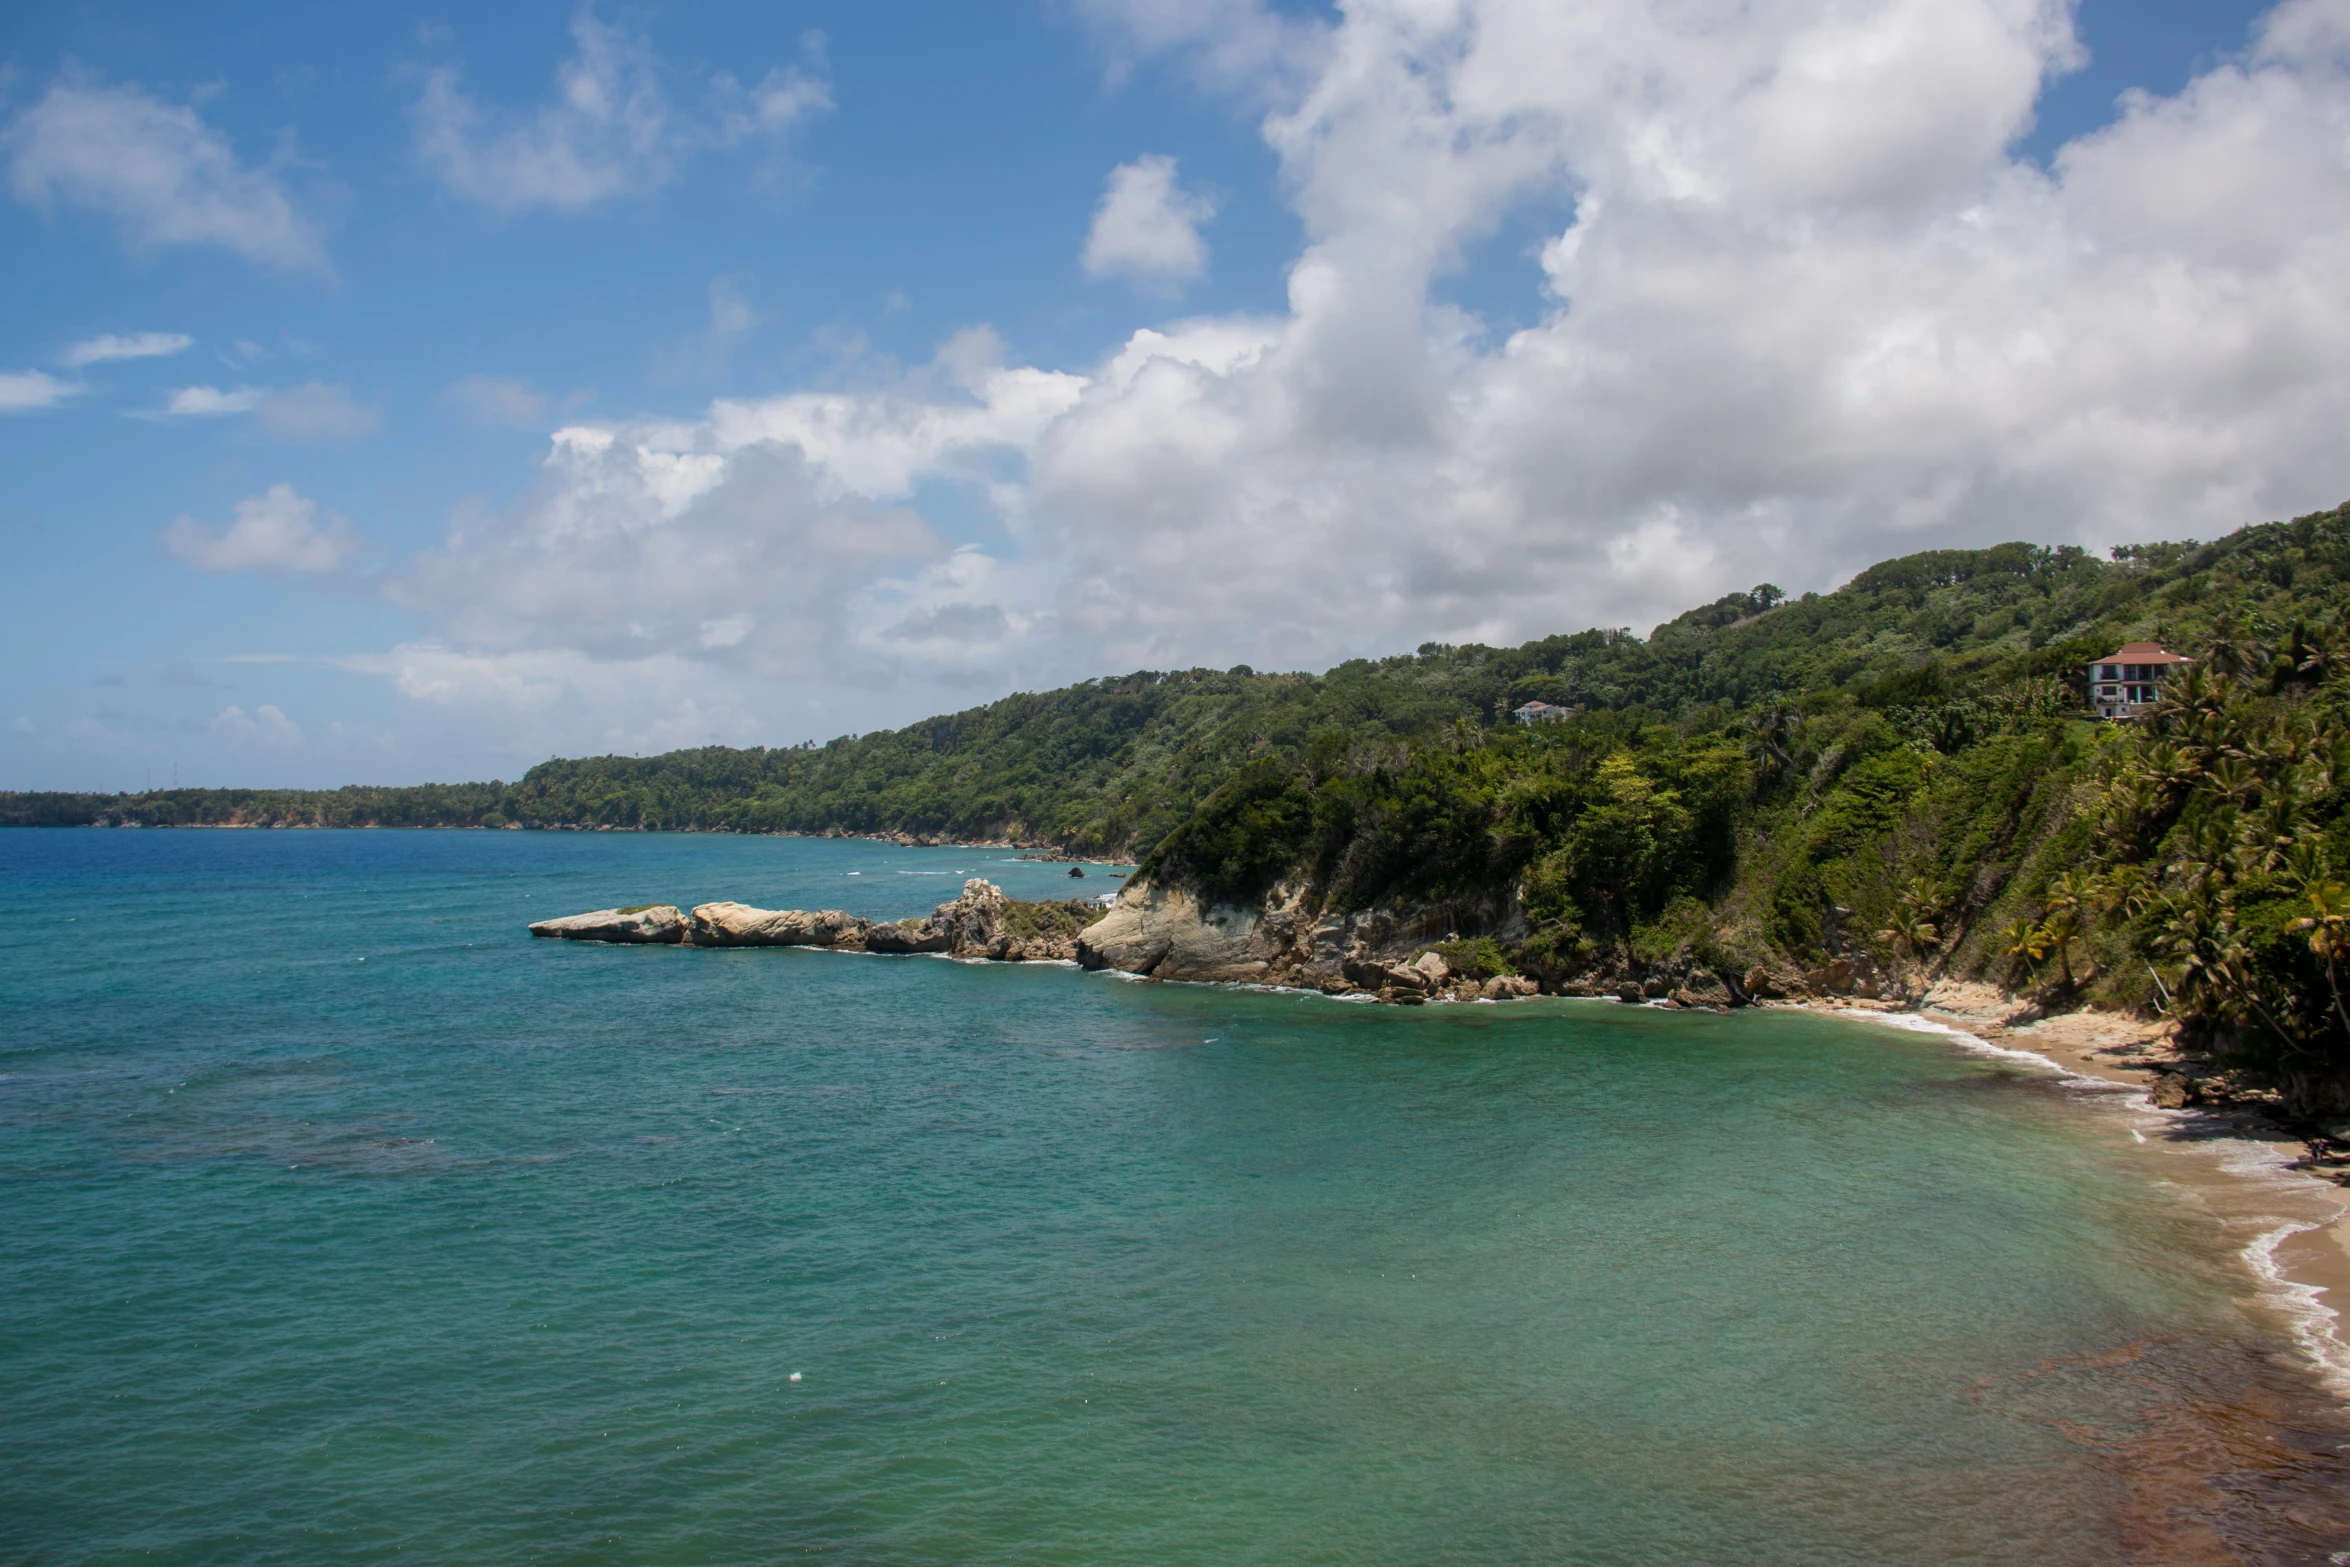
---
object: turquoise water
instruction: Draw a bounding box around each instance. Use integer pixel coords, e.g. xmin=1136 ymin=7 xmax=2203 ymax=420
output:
xmin=4 ymin=830 xmax=2347 ymax=1565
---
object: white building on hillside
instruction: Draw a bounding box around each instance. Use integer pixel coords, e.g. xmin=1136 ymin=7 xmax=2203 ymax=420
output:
xmin=2088 ymin=642 xmax=2192 ymax=719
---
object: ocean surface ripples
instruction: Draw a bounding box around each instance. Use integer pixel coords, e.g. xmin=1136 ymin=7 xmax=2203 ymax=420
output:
xmin=3 ymin=829 xmax=2347 ymax=1565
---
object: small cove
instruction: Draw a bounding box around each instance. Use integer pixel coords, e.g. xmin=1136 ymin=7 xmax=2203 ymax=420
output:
xmin=4 ymin=828 xmax=2348 ymax=1565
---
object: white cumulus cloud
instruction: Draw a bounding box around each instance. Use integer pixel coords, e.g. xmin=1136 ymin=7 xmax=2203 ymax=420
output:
xmin=1082 ymin=154 xmax=1218 ymax=286
xmin=59 ymin=331 xmax=192 ymax=368
xmin=2 ymin=77 xmax=327 ymax=274
xmin=1006 ymin=0 xmax=2350 ymax=668
xmin=295 ymin=0 xmax=2350 ymax=768
xmin=412 ymin=8 xmax=831 ymax=213
xmin=163 ymin=483 xmax=360 ymax=573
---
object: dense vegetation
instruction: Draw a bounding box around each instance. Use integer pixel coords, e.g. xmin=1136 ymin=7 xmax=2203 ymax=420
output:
xmin=8 ymin=501 xmax=2348 ymax=1108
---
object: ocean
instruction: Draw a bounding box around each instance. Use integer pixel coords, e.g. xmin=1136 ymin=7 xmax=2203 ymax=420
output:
xmin=3 ymin=828 xmax=2346 ymax=1564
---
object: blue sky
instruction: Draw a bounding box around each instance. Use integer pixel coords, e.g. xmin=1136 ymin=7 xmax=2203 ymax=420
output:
xmin=3 ymin=0 xmax=2338 ymax=791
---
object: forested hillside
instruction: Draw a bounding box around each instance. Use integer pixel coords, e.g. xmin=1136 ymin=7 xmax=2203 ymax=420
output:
xmin=12 ymin=502 xmax=2343 ymax=847
xmin=9 ymin=502 xmax=2350 ymax=1107
xmin=1121 ymin=502 xmax=2350 ymax=1112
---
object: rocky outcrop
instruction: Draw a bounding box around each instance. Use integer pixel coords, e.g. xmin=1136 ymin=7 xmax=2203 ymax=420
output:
xmin=531 ymin=877 xmax=1557 ymax=1003
xmin=1077 ymin=879 xmax=1560 ymax=1002
xmin=534 ymin=879 xmax=1098 ymax=962
xmin=1670 ymin=973 xmax=1734 ymax=1010
xmin=1075 ymin=881 xmax=1278 ymax=982
xmin=852 ymin=879 xmax=1012 ymax=956
xmin=864 ymin=918 xmax=954 ymax=954
xmin=1071 ymin=875 xmax=1786 ymax=1007
xmin=936 ymin=878 xmax=1008 ymax=955
xmin=688 ymin=903 xmax=869 ymax=947
xmin=528 ymin=905 xmax=687 ymax=943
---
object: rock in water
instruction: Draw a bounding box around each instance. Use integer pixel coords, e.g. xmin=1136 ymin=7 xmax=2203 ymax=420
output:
xmin=845 ymin=877 xmax=1016 ymax=959
xmin=528 ymin=906 xmax=687 ymax=944
xmin=936 ymin=878 xmax=1008 ymax=958
xmin=688 ymin=903 xmax=868 ymax=947
xmin=864 ymin=919 xmax=952 ymax=955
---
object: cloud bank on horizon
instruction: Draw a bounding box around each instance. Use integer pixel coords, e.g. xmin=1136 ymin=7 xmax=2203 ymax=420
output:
xmin=5 ymin=0 xmax=2349 ymax=785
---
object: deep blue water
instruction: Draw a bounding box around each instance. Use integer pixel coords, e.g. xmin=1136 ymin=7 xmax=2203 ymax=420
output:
xmin=3 ymin=829 xmax=2346 ymax=1565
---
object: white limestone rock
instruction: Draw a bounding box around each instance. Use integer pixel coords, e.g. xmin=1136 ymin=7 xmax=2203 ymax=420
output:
xmin=688 ymin=903 xmax=868 ymax=947
xmin=527 ymin=905 xmax=687 ymax=944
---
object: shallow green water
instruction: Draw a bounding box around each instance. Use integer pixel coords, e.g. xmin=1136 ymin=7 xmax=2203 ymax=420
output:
xmin=3 ymin=830 xmax=2345 ymax=1564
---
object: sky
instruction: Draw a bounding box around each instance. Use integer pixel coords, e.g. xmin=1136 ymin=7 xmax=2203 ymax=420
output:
xmin=3 ymin=0 xmax=2343 ymax=791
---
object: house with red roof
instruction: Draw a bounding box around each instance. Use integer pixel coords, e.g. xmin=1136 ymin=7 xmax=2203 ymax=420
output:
xmin=2088 ymin=642 xmax=2192 ymax=719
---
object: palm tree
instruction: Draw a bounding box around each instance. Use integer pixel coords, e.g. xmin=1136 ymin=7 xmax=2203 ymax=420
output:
xmin=1878 ymin=910 xmax=1940 ymax=964
xmin=2170 ymin=812 xmax=2241 ymax=890
xmin=2096 ymin=863 xmax=2154 ymax=919
xmin=2240 ymin=785 xmax=2314 ymax=873
xmin=2039 ymin=904 xmax=2086 ymax=991
xmin=1898 ymin=875 xmax=1944 ymax=918
xmin=2269 ymin=619 xmax=2337 ymax=691
xmin=2204 ymin=757 xmax=2260 ymax=806
xmin=2000 ymin=918 xmax=2048 ymax=987
xmin=2155 ymin=887 xmax=2299 ymax=1059
xmin=2044 ymin=871 xmax=2094 ymax=917
xmin=2203 ymin=621 xmax=2268 ymax=685
xmin=2288 ymin=883 xmax=2350 ymax=1036
xmin=1744 ymin=706 xmax=1797 ymax=787
xmin=2295 ymin=627 xmax=2338 ymax=687
xmin=2278 ymin=839 xmax=2331 ymax=893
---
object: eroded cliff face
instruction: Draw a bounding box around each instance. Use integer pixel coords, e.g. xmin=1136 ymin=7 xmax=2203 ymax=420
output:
xmin=1070 ymin=882 xmax=1265 ymax=982
xmin=1074 ymin=878 xmax=1546 ymax=1000
xmin=1071 ymin=876 xmax=1888 ymax=1007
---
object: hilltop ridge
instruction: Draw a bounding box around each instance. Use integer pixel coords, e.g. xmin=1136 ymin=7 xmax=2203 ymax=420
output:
xmin=9 ymin=503 xmax=2343 ymax=850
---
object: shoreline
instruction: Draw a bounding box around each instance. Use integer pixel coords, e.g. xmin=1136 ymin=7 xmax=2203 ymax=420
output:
xmin=542 ymin=900 xmax=2350 ymax=1411
xmin=1139 ymin=963 xmax=2350 ymax=1406
xmin=1784 ymin=988 xmax=2350 ymax=1403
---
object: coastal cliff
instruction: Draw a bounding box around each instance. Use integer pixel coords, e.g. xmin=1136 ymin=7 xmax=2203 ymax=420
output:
xmin=1073 ymin=880 xmax=1541 ymax=1001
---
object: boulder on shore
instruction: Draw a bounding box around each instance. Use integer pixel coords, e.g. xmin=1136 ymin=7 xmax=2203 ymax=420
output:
xmin=1671 ymin=973 xmax=1734 ymax=1009
xmin=528 ymin=905 xmax=686 ymax=944
xmin=688 ymin=903 xmax=868 ymax=947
